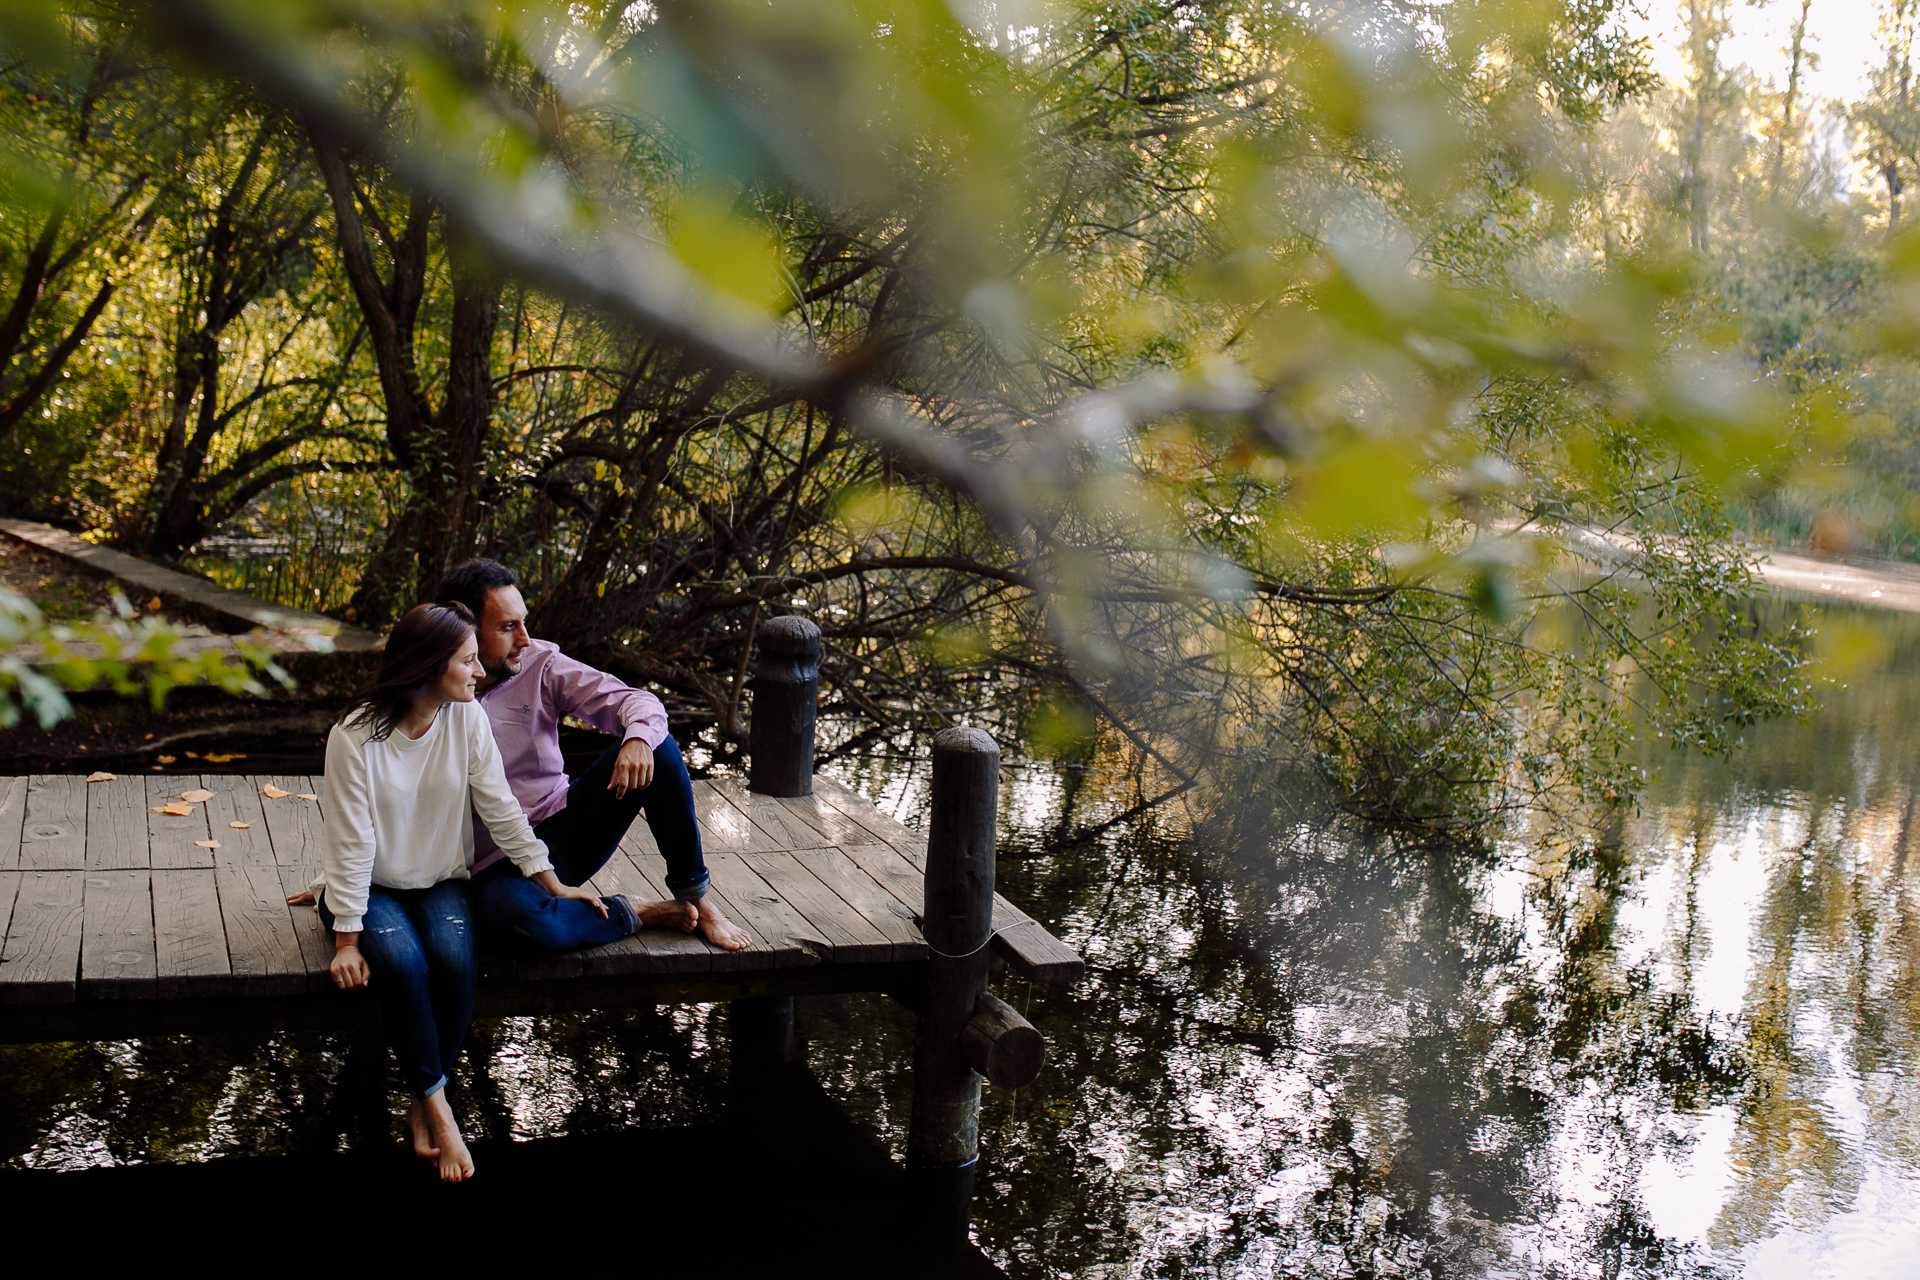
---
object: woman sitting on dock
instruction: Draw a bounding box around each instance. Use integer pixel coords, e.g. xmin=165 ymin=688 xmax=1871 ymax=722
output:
xmin=292 ymin=602 xmax=592 ymax=1181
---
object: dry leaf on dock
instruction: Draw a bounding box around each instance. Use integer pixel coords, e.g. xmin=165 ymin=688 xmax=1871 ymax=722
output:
xmin=203 ymin=753 xmax=246 ymax=763
xmin=156 ymin=755 xmax=177 ymax=764
xmin=193 ymin=840 xmax=220 ymax=850
xmin=260 ymin=785 xmax=290 ymax=799
xmin=228 ymin=821 xmax=250 ymax=829
xmin=160 ymin=802 xmax=194 ymax=817
xmin=179 ymin=788 xmax=215 ymax=803
xmin=86 ymin=771 xmax=115 ymax=783
xmin=297 ymin=793 xmax=319 ymax=801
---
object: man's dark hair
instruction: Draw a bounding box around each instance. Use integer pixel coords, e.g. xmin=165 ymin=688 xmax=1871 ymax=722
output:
xmin=436 ymin=559 xmax=519 ymax=619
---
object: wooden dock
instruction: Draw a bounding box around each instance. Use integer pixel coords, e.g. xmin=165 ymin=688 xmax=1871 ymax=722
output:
xmin=0 ymin=769 xmax=1081 ymax=1043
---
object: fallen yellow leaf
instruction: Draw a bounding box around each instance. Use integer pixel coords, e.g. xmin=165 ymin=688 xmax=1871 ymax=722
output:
xmin=86 ymin=771 xmax=115 ymax=783
xmin=297 ymin=793 xmax=319 ymax=802
xmin=147 ymin=596 xmax=162 ymax=611
xmin=179 ymin=788 xmax=215 ymax=803
xmin=260 ymin=784 xmax=290 ymax=799
xmin=228 ymin=821 xmax=250 ymax=829
xmin=156 ymin=755 xmax=177 ymax=764
xmin=203 ymin=753 xmax=246 ymax=763
xmin=194 ymin=839 xmax=220 ymax=849
xmin=160 ymin=802 xmax=193 ymax=817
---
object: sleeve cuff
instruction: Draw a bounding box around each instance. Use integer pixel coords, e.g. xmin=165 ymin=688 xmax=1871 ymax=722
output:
xmin=518 ymin=856 xmax=554 ymax=877
xmin=622 ymin=721 xmax=667 ymax=748
xmin=331 ymin=914 xmax=364 ymax=934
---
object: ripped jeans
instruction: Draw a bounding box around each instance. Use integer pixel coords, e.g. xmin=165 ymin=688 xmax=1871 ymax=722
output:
xmin=320 ymin=879 xmax=476 ymax=1099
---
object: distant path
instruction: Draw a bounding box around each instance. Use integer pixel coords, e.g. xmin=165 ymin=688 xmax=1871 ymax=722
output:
xmin=0 ymin=518 xmax=379 ymax=650
xmin=1756 ymin=549 xmax=1920 ymax=614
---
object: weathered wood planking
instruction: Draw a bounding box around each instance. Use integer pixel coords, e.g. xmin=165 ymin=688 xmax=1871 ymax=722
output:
xmin=254 ymin=776 xmax=324 ymax=866
xmin=146 ymin=776 xmax=214 ymax=870
xmin=217 ymin=856 xmax=307 ymax=998
xmin=278 ymin=866 xmax=333 ymax=990
xmin=85 ymin=775 xmax=149 ymax=870
xmin=204 ymin=776 xmax=275 ymax=866
xmin=80 ymin=870 xmax=156 ymax=1000
xmin=20 ymin=776 xmax=86 ymax=871
xmin=0 ymin=776 xmax=25 ymax=871
xmin=815 ymin=778 xmax=1084 ymax=984
xmin=0 ymin=870 xmax=84 ymax=1003
xmin=0 ymin=769 xmax=1084 ymax=1015
xmin=153 ymin=869 xmax=229 ymax=998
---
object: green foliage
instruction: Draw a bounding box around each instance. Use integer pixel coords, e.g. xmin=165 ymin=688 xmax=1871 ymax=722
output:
xmin=0 ymin=587 xmax=292 ymax=728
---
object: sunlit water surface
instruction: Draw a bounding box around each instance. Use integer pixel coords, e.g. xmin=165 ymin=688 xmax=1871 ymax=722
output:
xmin=9 ymin=605 xmax=1920 ymax=1278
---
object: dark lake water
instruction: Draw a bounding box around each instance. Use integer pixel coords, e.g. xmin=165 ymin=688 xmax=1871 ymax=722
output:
xmin=8 ymin=603 xmax=1920 ymax=1277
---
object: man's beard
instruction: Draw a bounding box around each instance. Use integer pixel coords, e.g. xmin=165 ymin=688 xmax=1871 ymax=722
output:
xmin=482 ymin=651 xmax=521 ymax=682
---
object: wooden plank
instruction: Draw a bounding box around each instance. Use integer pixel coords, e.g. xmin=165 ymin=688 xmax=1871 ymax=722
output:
xmin=708 ymin=779 xmax=831 ymax=851
xmin=255 ymin=774 xmax=325 ymax=866
xmin=792 ymin=846 xmax=926 ymax=962
xmin=203 ymin=775 xmax=275 ymax=866
xmin=278 ymin=866 xmax=333 ymax=990
xmin=152 ymin=869 xmax=230 ymax=998
xmin=839 ymin=840 xmax=1083 ymax=984
xmin=614 ymin=831 xmax=788 ymax=973
xmin=85 ymin=774 xmax=149 ymax=870
xmin=146 ymin=775 xmax=214 ymax=870
xmin=20 ymin=775 xmax=86 ymax=871
xmin=772 ymin=790 xmax=890 ymax=848
xmin=690 ymin=780 xmax=765 ymax=852
xmin=839 ymin=841 xmax=926 ymax=916
xmin=80 ymin=869 xmax=156 ymax=999
xmin=702 ymin=850 xmax=830 ymax=967
xmin=809 ymin=775 xmax=929 ymax=855
xmin=0 ymin=777 xmax=28 ymax=871
xmin=0 ymin=873 xmax=20 ymax=977
xmin=216 ymin=856 xmax=307 ymax=998
xmin=745 ymin=849 xmax=894 ymax=964
xmin=0 ymin=870 xmax=84 ymax=1003
xmin=583 ymin=849 xmax=718 ymax=977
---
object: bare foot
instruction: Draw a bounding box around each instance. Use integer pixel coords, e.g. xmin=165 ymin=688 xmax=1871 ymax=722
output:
xmin=626 ymin=896 xmax=698 ymax=933
xmin=406 ymin=1098 xmax=440 ymax=1161
xmin=420 ymin=1090 xmax=474 ymax=1183
xmin=690 ymin=895 xmax=751 ymax=949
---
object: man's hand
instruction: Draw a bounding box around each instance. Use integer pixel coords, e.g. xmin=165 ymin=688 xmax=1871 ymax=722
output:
xmin=533 ymin=869 xmax=610 ymax=919
xmin=609 ymin=738 xmax=655 ymax=798
xmin=331 ymin=933 xmax=370 ymax=989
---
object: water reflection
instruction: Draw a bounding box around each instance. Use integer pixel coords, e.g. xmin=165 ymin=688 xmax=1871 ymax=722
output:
xmin=10 ymin=604 xmax=1920 ymax=1276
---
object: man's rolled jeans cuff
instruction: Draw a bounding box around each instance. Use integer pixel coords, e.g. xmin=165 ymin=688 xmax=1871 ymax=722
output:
xmin=606 ymin=893 xmax=640 ymax=936
xmin=415 ymin=1073 xmax=448 ymax=1101
xmin=668 ymin=872 xmax=710 ymax=903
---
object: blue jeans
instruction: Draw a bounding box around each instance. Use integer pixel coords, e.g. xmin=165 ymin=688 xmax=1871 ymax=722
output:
xmin=472 ymin=736 xmax=710 ymax=954
xmin=320 ymin=879 xmax=476 ymax=1099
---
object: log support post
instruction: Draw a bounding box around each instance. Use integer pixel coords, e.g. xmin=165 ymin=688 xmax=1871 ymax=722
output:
xmin=907 ymin=727 xmax=1000 ymax=1245
xmin=748 ymin=616 xmax=820 ymax=798
xmin=733 ymin=619 xmax=819 ymax=1104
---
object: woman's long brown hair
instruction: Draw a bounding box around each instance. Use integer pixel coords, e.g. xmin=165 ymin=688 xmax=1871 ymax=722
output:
xmin=337 ymin=602 xmax=476 ymax=743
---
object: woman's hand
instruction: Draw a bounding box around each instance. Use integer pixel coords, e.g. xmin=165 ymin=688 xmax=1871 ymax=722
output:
xmin=532 ymin=869 xmax=610 ymax=919
xmin=331 ymin=932 xmax=370 ymax=990
xmin=286 ymin=890 xmax=316 ymax=907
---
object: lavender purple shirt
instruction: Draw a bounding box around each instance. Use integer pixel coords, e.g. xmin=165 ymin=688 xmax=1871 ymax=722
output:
xmin=469 ymin=638 xmax=669 ymax=873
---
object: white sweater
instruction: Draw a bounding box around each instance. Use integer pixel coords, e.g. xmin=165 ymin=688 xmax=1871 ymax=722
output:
xmin=318 ymin=698 xmax=553 ymax=932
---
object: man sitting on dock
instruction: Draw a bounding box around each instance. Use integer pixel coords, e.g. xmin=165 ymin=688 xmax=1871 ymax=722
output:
xmin=435 ymin=560 xmax=751 ymax=953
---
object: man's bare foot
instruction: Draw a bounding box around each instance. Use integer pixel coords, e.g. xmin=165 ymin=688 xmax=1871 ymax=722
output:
xmin=627 ymin=896 xmax=698 ymax=933
xmin=690 ymin=895 xmax=751 ymax=949
xmin=406 ymin=1098 xmax=440 ymax=1161
xmin=420 ymin=1090 xmax=474 ymax=1183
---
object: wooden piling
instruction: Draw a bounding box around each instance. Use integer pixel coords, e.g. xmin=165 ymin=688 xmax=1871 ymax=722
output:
xmin=907 ymin=726 xmax=999 ymax=1243
xmin=748 ymin=617 xmax=820 ymax=798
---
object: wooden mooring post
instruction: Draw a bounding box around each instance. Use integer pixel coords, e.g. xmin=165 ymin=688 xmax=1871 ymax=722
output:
xmin=907 ymin=726 xmax=1001 ymax=1243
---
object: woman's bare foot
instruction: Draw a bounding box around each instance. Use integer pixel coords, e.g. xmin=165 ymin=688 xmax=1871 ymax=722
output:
xmin=420 ymin=1090 xmax=474 ymax=1183
xmin=406 ymin=1098 xmax=440 ymax=1160
xmin=690 ymin=896 xmax=751 ymax=949
xmin=627 ymin=896 xmax=698 ymax=932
